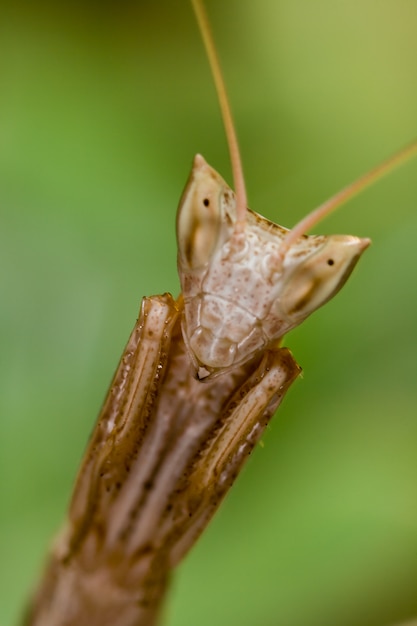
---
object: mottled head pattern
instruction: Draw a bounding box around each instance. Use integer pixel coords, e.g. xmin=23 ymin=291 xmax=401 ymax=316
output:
xmin=177 ymin=155 xmax=369 ymax=380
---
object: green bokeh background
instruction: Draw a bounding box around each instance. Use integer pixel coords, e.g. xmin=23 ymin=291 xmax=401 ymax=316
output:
xmin=1 ymin=1 xmax=416 ymax=625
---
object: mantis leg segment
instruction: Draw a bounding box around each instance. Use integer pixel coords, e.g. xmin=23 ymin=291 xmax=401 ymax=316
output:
xmin=25 ymin=294 xmax=180 ymax=626
xmin=167 ymin=347 xmax=301 ymax=567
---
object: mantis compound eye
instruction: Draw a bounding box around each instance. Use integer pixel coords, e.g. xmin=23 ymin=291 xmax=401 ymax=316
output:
xmin=280 ymin=235 xmax=371 ymax=320
xmin=176 ymin=154 xmax=234 ymax=270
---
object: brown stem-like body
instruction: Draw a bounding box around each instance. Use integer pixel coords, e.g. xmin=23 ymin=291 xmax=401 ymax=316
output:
xmin=24 ymin=294 xmax=300 ymax=626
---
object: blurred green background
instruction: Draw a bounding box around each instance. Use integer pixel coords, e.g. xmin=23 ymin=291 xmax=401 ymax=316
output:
xmin=1 ymin=1 xmax=416 ymax=625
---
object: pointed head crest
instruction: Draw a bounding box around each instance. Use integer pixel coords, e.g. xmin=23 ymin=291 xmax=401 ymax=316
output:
xmin=177 ymin=156 xmax=369 ymax=380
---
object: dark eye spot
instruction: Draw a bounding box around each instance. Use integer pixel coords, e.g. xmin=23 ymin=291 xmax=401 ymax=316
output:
xmin=203 ymin=198 xmax=210 ymax=207
xmin=327 ymin=259 xmax=334 ymax=266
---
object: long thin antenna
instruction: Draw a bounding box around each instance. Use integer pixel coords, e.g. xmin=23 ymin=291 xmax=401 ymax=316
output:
xmin=191 ymin=0 xmax=247 ymax=232
xmin=279 ymin=139 xmax=417 ymax=258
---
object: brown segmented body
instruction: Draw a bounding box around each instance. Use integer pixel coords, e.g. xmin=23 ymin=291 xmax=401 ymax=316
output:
xmin=25 ymin=294 xmax=299 ymax=626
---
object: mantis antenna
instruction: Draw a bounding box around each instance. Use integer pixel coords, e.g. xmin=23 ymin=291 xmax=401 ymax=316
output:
xmin=192 ymin=0 xmax=417 ymax=256
xmin=278 ymin=138 xmax=417 ymax=259
xmin=191 ymin=0 xmax=247 ymax=233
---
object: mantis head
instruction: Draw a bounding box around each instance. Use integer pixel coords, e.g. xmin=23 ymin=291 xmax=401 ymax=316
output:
xmin=177 ymin=155 xmax=370 ymax=380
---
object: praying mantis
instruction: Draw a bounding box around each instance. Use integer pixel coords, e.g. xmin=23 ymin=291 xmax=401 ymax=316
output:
xmin=0 ymin=1 xmax=416 ymax=624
